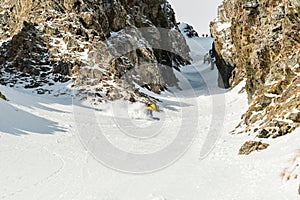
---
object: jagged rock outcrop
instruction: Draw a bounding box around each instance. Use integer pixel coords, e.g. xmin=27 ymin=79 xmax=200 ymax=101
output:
xmin=238 ymin=141 xmax=269 ymax=155
xmin=0 ymin=0 xmax=191 ymax=100
xmin=181 ymin=24 xmax=199 ymax=38
xmin=211 ymin=0 xmax=300 ymax=138
xmin=0 ymin=91 xmax=7 ymax=100
xmin=0 ymin=21 xmax=71 ymax=90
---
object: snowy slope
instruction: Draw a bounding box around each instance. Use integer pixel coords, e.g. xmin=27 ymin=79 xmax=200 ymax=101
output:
xmin=0 ymin=28 xmax=299 ymax=200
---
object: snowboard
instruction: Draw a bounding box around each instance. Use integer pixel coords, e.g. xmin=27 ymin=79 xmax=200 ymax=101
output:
xmin=133 ymin=117 xmax=160 ymax=121
xmin=151 ymin=117 xmax=160 ymax=121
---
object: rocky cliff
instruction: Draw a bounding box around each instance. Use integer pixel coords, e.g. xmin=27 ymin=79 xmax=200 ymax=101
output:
xmin=211 ymin=0 xmax=299 ymax=138
xmin=0 ymin=0 xmax=191 ymax=101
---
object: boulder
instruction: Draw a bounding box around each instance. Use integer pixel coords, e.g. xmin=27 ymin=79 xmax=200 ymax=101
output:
xmin=239 ymin=141 xmax=269 ymax=155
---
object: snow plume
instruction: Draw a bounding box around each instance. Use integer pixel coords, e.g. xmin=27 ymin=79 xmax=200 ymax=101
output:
xmin=97 ymin=100 xmax=148 ymax=120
xmin=128 ymin=102 xmax=148 ymax=119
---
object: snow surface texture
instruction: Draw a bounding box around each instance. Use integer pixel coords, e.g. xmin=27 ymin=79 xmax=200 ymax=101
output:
xmin=0 ymin=24 xmax=299 ymax=199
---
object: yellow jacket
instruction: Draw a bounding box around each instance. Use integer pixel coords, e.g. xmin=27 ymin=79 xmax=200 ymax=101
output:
xmin=146 ymin=103 xmax=156 ymax=111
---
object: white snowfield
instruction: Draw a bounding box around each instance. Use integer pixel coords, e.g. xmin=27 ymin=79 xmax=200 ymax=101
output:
xmin=0 ymin=28 xmax=299 ymax=200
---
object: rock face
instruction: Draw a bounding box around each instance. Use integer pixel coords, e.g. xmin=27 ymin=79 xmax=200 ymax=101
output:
xmin=181 ymin=24 xmax=199 ymax=38
xmin=211 ymin=0 xmax=300 ymax=138
xmin=238 ymin=141 xmax=269 ymax=155
xmin=0 ymin=91 xmax=7 ymax=100
xmin=0 ymin=0 xmax=191 ymax=100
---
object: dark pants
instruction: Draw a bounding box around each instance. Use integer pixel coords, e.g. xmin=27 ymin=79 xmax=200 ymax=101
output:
xmin=147 ymin=109 xmax=153 ymax=117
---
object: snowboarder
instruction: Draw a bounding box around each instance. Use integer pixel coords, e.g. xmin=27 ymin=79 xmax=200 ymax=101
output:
xmin=146 ymin=102 xmax=156 ymax=118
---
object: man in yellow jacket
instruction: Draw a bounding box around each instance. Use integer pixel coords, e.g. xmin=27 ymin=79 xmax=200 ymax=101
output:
xmin=146 ymin=102 xmax=156 ymax=118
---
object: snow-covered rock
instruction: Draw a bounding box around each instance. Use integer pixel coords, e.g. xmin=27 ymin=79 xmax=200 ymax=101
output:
xmin=210 ymin=0 xmax=300 ymax=139
xmin=0 ymin=0 xmax=191 ymax=101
